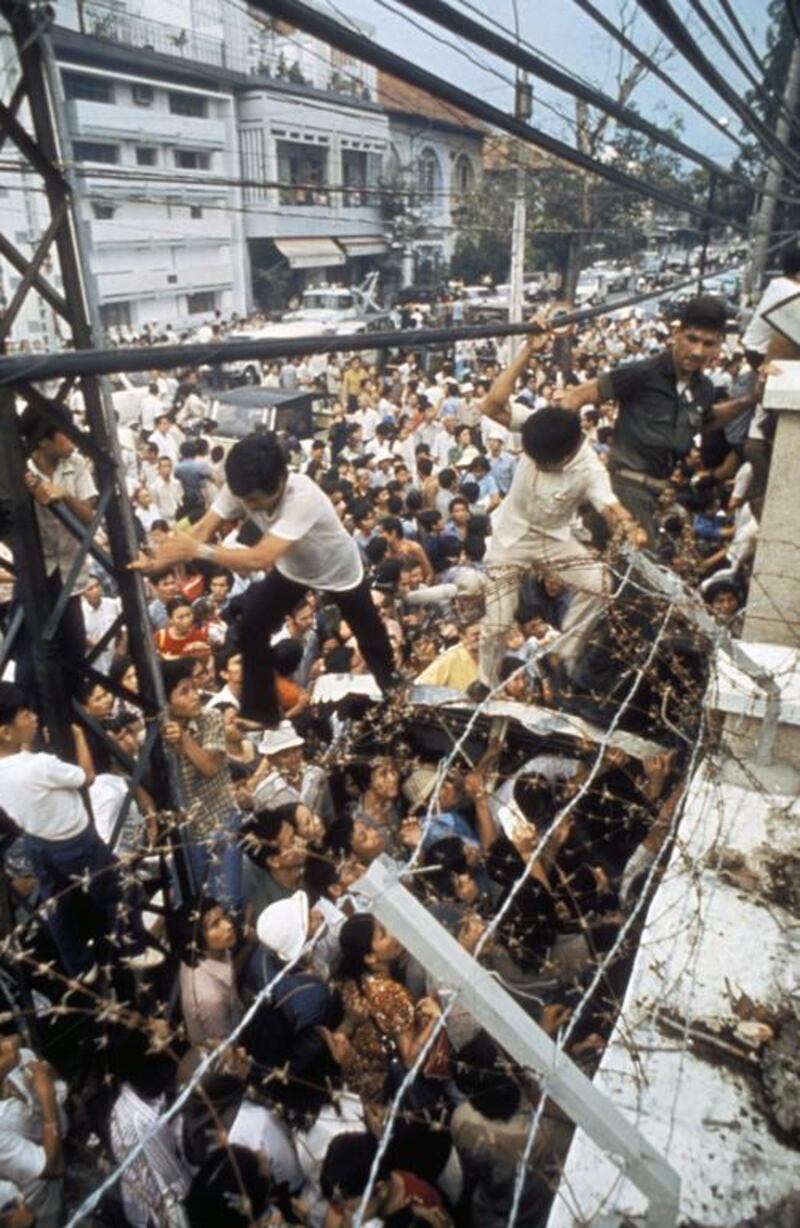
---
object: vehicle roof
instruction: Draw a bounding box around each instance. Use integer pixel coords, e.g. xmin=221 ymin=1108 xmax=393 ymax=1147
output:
xmin=212 ymin=387 xmax=315 ymax=409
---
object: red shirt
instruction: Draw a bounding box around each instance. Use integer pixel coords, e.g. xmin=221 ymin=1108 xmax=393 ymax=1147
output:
xmin=154 ymin=626 xmax=209 ymax=658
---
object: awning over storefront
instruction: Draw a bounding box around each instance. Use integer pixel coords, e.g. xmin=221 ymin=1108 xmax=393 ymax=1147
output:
xmin=339 ymin=236 xmax=388 ymax=258
xmin=274 ymin=237 xmax=345 ymax=269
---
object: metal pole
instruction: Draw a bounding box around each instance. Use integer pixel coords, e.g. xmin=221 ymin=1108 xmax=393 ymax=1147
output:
xmin=508 ymin=65 xmax=530 ymax=361
xmin=697 ymin=172 xmax=717 ymax=293
xmin=745 ymin=37 xmax=800 ymax=299
xmin=356 ymin=858 xmax=681 ymax=1227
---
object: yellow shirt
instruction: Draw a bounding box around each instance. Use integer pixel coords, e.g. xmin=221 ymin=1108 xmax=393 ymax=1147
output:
xmin=416 ymin=644 xmax=479 ymax=692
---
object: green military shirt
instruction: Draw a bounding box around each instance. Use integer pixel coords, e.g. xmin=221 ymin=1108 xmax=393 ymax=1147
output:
xmin=598 ymin=349 xmax=716 ymax=479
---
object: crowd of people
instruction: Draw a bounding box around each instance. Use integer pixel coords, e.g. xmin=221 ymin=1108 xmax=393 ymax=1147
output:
xmin=0 ymin=246 xmax=794 ymax=1227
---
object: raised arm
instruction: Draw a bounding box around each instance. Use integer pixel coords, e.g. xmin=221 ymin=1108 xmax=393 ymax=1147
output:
xmin=479 ymin=319 xmax=551 ymax=426
xmin=561 ymin=378 xmax=602 ymax=413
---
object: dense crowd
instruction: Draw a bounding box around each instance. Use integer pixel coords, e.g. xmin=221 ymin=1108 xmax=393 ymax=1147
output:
xmin=0 ymin=248 xmax=793 ymax=1227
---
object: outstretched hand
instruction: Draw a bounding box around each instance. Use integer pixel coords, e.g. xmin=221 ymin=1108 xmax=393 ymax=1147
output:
xmin=128 ymin=531 xmax=199 ymax=572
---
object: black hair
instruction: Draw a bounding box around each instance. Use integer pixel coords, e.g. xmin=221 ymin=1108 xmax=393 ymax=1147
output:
xmin=185 ymin=1145 xmax=271 ymax=1228
xmin=179 ymin=440 xmax=198 ymax=459
xmin=470 ymin=455 xmax=491 ymax=473
xmin=0 ymin=683 xmax=25 ymax=726
xmin=464 ymin=533 xmax=486 ymax=562
xmin=352 ymin=499 xmax=374 ymax=526
xmin=521 ymin=408 xmax=582 ymax=465
xmin=150 ymin=566 xmax=177 ymax=585
xmin=365 ymin=536 xmax=389 ymax=567
xmin=273 ymin=637 xmax=303 ymax=677
xmin=454 ymin=1033 xmax=522 ymax=1121
xmin=417 ymin=455 xmax=433 ymax=477
xmin=19 ymin=402 xmax=72 ymax=449
xmin=149 ymin=518 xmax=170 ymax=534
xmin=678 ymin=295 xmax=728 ymax=334
xmin=324 ymin=645 xmax=354 ymax=673
xmin=418 ymin=509 xmax=442 ymax=533
xmin=704 ymin=578 xmax=742 ymax=605
xmin=379 ymin=515 xmax=403 ymax=538
xmin=172 ymin=897 xmax=225 ymax=966
xmin=225 ymin=432 xmax=287 ymax=497
xmin=320 ymin=1132 xmax=380 ymax=1202
xmin=240 ymin=805 xmax=296 ymax=866
xmin=448 ymin=494 xmax=468 ymax=513
xmin=108 ymin=1029 xmax=176 ymax=1101
xmin=438 ymin=468 xmax=457 ymax=491
xmin=325 ymin=814 xmax=355 ymax=858
xmin=424 ymin=836 xmax=470 ymax=900
xmin=161 ymin=657 xmax=196 ymax=700
xmin=386 ymin=494 xmax=404 ymax=516
xmin=336 ymin=912 xmax=375 ymax=981
xmin=781 ymin=242 xmax=800 ymax=278
xmin=165 ymin=595 xmax=193 ymax=616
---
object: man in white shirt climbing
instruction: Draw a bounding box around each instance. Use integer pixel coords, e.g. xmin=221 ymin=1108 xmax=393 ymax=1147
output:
xmin=134 ymin=433 xmax=395 ymax=725
xmin=478 ymin=319 xmax=644 ymax=686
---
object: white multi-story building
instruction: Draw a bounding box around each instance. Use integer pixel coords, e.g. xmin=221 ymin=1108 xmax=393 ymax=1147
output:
xmin=1 ymin=1 xmax=485 ymax=344
xmin=49 ymin=0 xmax=249 ymax=334
xmin=378 ymin=73 xmax=484 ymax=282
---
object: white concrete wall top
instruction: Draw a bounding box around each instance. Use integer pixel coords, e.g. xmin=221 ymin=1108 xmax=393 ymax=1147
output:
xmin=763 ymin=358 xmax=800 ymax=412
xmin=547 ymin=760 xmax=800 ymax=1227
xmin=707 ymin=641 xmax=800 ymax=726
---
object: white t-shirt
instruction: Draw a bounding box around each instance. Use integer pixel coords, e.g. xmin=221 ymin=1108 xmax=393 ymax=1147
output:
xmin=485 ymin=405 xmax=616 ymax=563
xmin=212 ymin=473 xmax=363 ymax=592
xmin=742 ymin=275 xmax=800 ymax=355
xmin=0 ymin=751 xmax=87 ymax=839
xmin=81 ymin=594 xmax=121 ymax=675
xmin=228 ymin=1101 xmax=302 ymax=1191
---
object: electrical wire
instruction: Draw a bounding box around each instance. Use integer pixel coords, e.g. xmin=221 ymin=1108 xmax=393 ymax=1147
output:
xmin=635 ymin=0 xmax=800 ymax=179
xmin=568 ymin=0 xmax=759 ymax=159
xmin=247 ymin=0 xmax=750 ymax=232
xmin=391 ymin=0 xmax=763 ymax=197
xmin=682 ymin=0 xmax=800 ymax=142
xmin=712 ymin=0 xmax=767 ymax=78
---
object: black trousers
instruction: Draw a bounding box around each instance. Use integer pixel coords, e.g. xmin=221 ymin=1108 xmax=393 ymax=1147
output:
xmin=238 ymin=568 xmax=395 ymax=723
xmin=12 ymin=572 xmax=87 ymax=709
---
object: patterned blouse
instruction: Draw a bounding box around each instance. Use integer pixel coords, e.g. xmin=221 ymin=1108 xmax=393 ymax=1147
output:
xmin=342 ymin=975 xmax=415 ymax=1105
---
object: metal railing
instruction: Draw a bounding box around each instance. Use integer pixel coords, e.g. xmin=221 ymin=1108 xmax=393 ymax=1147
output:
xmin=81 ymin=0 xmax=246 ymax=73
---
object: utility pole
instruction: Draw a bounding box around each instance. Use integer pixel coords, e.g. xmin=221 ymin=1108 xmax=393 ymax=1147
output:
xmin=746 ymin=37 xmax=800 ymax=300
xmin=508 ymin=0 xmax=531 ymax=361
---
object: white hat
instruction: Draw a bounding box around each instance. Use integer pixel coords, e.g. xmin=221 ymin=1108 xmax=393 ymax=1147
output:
xmin=455 ymin=445 xmax=481 ymax=468
xmin=256 ymin=891 xmax=309 ymax=964
xmin=460 ymin=381 xmax=475 ymax=394
xmin=258 ymin=720 xmax=304 ymax=756
xmin=487 ymin=426 xmax=506 ymax=441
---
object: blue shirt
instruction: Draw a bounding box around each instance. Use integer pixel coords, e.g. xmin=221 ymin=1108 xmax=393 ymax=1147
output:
xmin=490 ymin=453 xmax=516 ymax=495
xmin=174 ymin=458 xmax=212 ymax=500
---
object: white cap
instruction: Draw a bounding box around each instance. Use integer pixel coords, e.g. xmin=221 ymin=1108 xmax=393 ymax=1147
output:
xmin=256 ymin=890 xmax=309 ymax=964
xmin=258 ymin=720 xmax=304 ymax=756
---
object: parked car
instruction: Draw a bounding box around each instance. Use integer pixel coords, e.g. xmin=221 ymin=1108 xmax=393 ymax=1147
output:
xmin=207 ymin=386 xmax=321 ymax=452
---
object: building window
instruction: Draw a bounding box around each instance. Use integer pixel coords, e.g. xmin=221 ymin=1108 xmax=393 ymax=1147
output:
xmin=132 ymin=83 xmax=154 ymax=107
xmin=72 ymin=142 xmax=119 ymax=164
xmin=190 ymin=205 xmax=203 ymax=219
xmin=276 ymin=139 xmax=329 ymax=206
xmin=169 ymin=91 xmax=208 ymax=118
xmin=240 ymin=127 xmax=267 ymax=203
xmin=187 ymin=291 xmax=216 ymax=314
xmin=342 ymin=148 xmax=381 ymax=206
xmin=417 ymin=147 xmax=442 ymax=202
xmin=136 ymin=146 xmax=157 ymax=167
xmin=99 ymin=300 xmax=132 ymax=328
xmin=91 ymin=202 xmax=115 ymax=219
xmin=454 ymin=154 xmax=475 ymax=196
xmin=175 ymin=150 xmax=211 ymax=170
xmin=62 ymin=71 xmax=114 ymax=104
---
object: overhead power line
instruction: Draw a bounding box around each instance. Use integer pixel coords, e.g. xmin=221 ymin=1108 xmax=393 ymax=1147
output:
xmin=635 ymin=0 xmax=800 ymax=179
xmin=683 ymin=0 xmax=800 ymax=141
xmin=713 ymin=0 xmax=766 ymax=77
xmin=568 ymin=0 xmax=756 ymax=159
xmin=244 ymin=0 xmax=748 ymax=233
xmin=395 ymin=0 xmax=754 ymax=195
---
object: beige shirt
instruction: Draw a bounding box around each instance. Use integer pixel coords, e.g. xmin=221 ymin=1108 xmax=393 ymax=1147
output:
xmin=180 ymin=955 xmax=242 ymax=1046
xmin=485 ymin=405 xmax=615 ymax=564
xmin=28 ymin=452 xmax=97 ymax=595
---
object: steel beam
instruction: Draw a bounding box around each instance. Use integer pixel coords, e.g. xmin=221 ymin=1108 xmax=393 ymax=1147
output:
xmin=357 ymin=857 xmax=681 ymax=1227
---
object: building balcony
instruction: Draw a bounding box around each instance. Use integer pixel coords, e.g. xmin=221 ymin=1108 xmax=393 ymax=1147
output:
xmin=80 ymin=0 xmax=245 ymax=73
xmin=65 ymin=100 xmax=228 ymax=147
xmin=89 ymin=216 xmax=231 ymax=247
xmin=96 ymin=263 xmax=232 ymax=300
